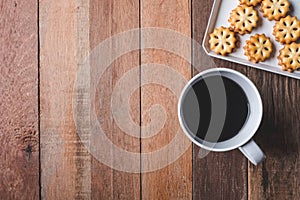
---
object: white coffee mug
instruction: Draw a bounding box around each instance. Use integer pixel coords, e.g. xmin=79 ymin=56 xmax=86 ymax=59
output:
xmin=178 ymin=68 xmax=265 ymax=165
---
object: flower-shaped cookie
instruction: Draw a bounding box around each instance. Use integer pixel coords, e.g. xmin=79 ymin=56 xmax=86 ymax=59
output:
xmin=273 ymin=16 xmax=300 ymax=44
xmin=244 ymin=34 xmax=273 ymax=63
xmin=278 ymin=42 xmax=300 ymax=72
xmin=229 ymin=5 xmax=259 ymax=35
xmin=209 ymin=26 xmax=237 ymax=56
xmin=260 ymin=0 xmax=290 ymax=21
xmin=240 ymin=0 xmax=262 ymax=6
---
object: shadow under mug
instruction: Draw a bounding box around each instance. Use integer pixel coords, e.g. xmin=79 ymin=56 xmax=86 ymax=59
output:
xmin=178 ymin=68 xmax=265 ymax=165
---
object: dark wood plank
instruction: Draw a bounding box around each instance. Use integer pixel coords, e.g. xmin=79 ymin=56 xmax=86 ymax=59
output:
xmin=248 ymin=70 xmax=300 ymax=199
xmin=90 ymin=0 xmax=140 ymax=199
xmin=40 ymin=0 xmax=91 ymax=199
xmin=0 ymin=0 xmax=39 ymax=199
xmin=192 ymin=0 xmax=248 ymax=199
xmin=141 ymin=0 xmax=193 ymax=199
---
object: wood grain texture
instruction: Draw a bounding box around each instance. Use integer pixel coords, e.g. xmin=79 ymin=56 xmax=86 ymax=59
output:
xmin=0 ymin=0 xmax=39 ymax=199
xmin=192 ymin=0 xmax=248 ymax=199
xmin=40 ymin=0 xmax=91 ymax=199
xmin=1 ymin=0 xmax=299 ymax=198
xmin=89 ymin=0 xmax=140 ymax=199
xmin=141 ymin=0 xmax=192 ymax=199
xmin=247 ymin=70 xmax=300 ymax=199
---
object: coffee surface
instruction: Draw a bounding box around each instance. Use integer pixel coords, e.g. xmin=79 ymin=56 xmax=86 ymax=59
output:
xmin=181 ymin=76 xmax=249 ymax=142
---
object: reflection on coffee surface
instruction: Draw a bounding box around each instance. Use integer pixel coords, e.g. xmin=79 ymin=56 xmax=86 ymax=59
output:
xmin=181 ymin=76 xmax=249 ymax=142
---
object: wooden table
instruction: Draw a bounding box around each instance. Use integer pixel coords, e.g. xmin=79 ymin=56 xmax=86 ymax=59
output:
xmin=1 ymin=0 xmax=299 ymax=199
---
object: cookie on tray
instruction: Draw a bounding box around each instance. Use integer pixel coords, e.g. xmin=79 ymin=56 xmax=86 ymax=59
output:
xmin=240 ymin=0 xmax=262 ymax=6
xmin=260 ymin=0 xmax=290 ymax=21
xmin=229 ymin=5 xmax=259 ymax=35
xmin=278 ymin=42 xmax=300 ymax=72
xmin=244 ymin=34 xmax=273 ymax=63
xmin=209 ymin=26 xmax=237 ymax=56
xmin=273 ymin=15 xmax=300 ymax=44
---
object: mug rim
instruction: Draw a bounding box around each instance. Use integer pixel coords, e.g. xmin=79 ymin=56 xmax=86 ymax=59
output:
xmin=178 ymin=68 xmax=263 ymax=152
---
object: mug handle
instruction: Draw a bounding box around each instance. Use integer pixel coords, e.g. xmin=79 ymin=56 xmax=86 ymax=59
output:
xmin=238 ymin=139 xmax=265 ymax=165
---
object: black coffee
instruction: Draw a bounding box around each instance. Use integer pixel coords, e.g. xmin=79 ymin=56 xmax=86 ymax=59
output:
xmin=181 ymin=75 xmax=249 ymax=143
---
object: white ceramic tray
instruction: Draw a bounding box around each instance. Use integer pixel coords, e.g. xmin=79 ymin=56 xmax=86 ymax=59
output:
xmin=203 ymin=0 xmax=300 ymax=79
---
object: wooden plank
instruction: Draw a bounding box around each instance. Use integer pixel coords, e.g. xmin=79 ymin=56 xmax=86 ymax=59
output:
xmin=0 ymin=0 xmax=39 ymax=199
xmin=41 ymin=0 xmax=140 ymax=198
xmin=40 ymin=0 xmax=91 ymax=199
xmin=248 ymin=71 xmax=300 ymax=199
xmin=141 ymin=0 xmax=193 ymax=199
xmin=192 ymin=0 xmax=248 ymax=199
xmin=89 ymin=0 xmax=140 ymax=199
